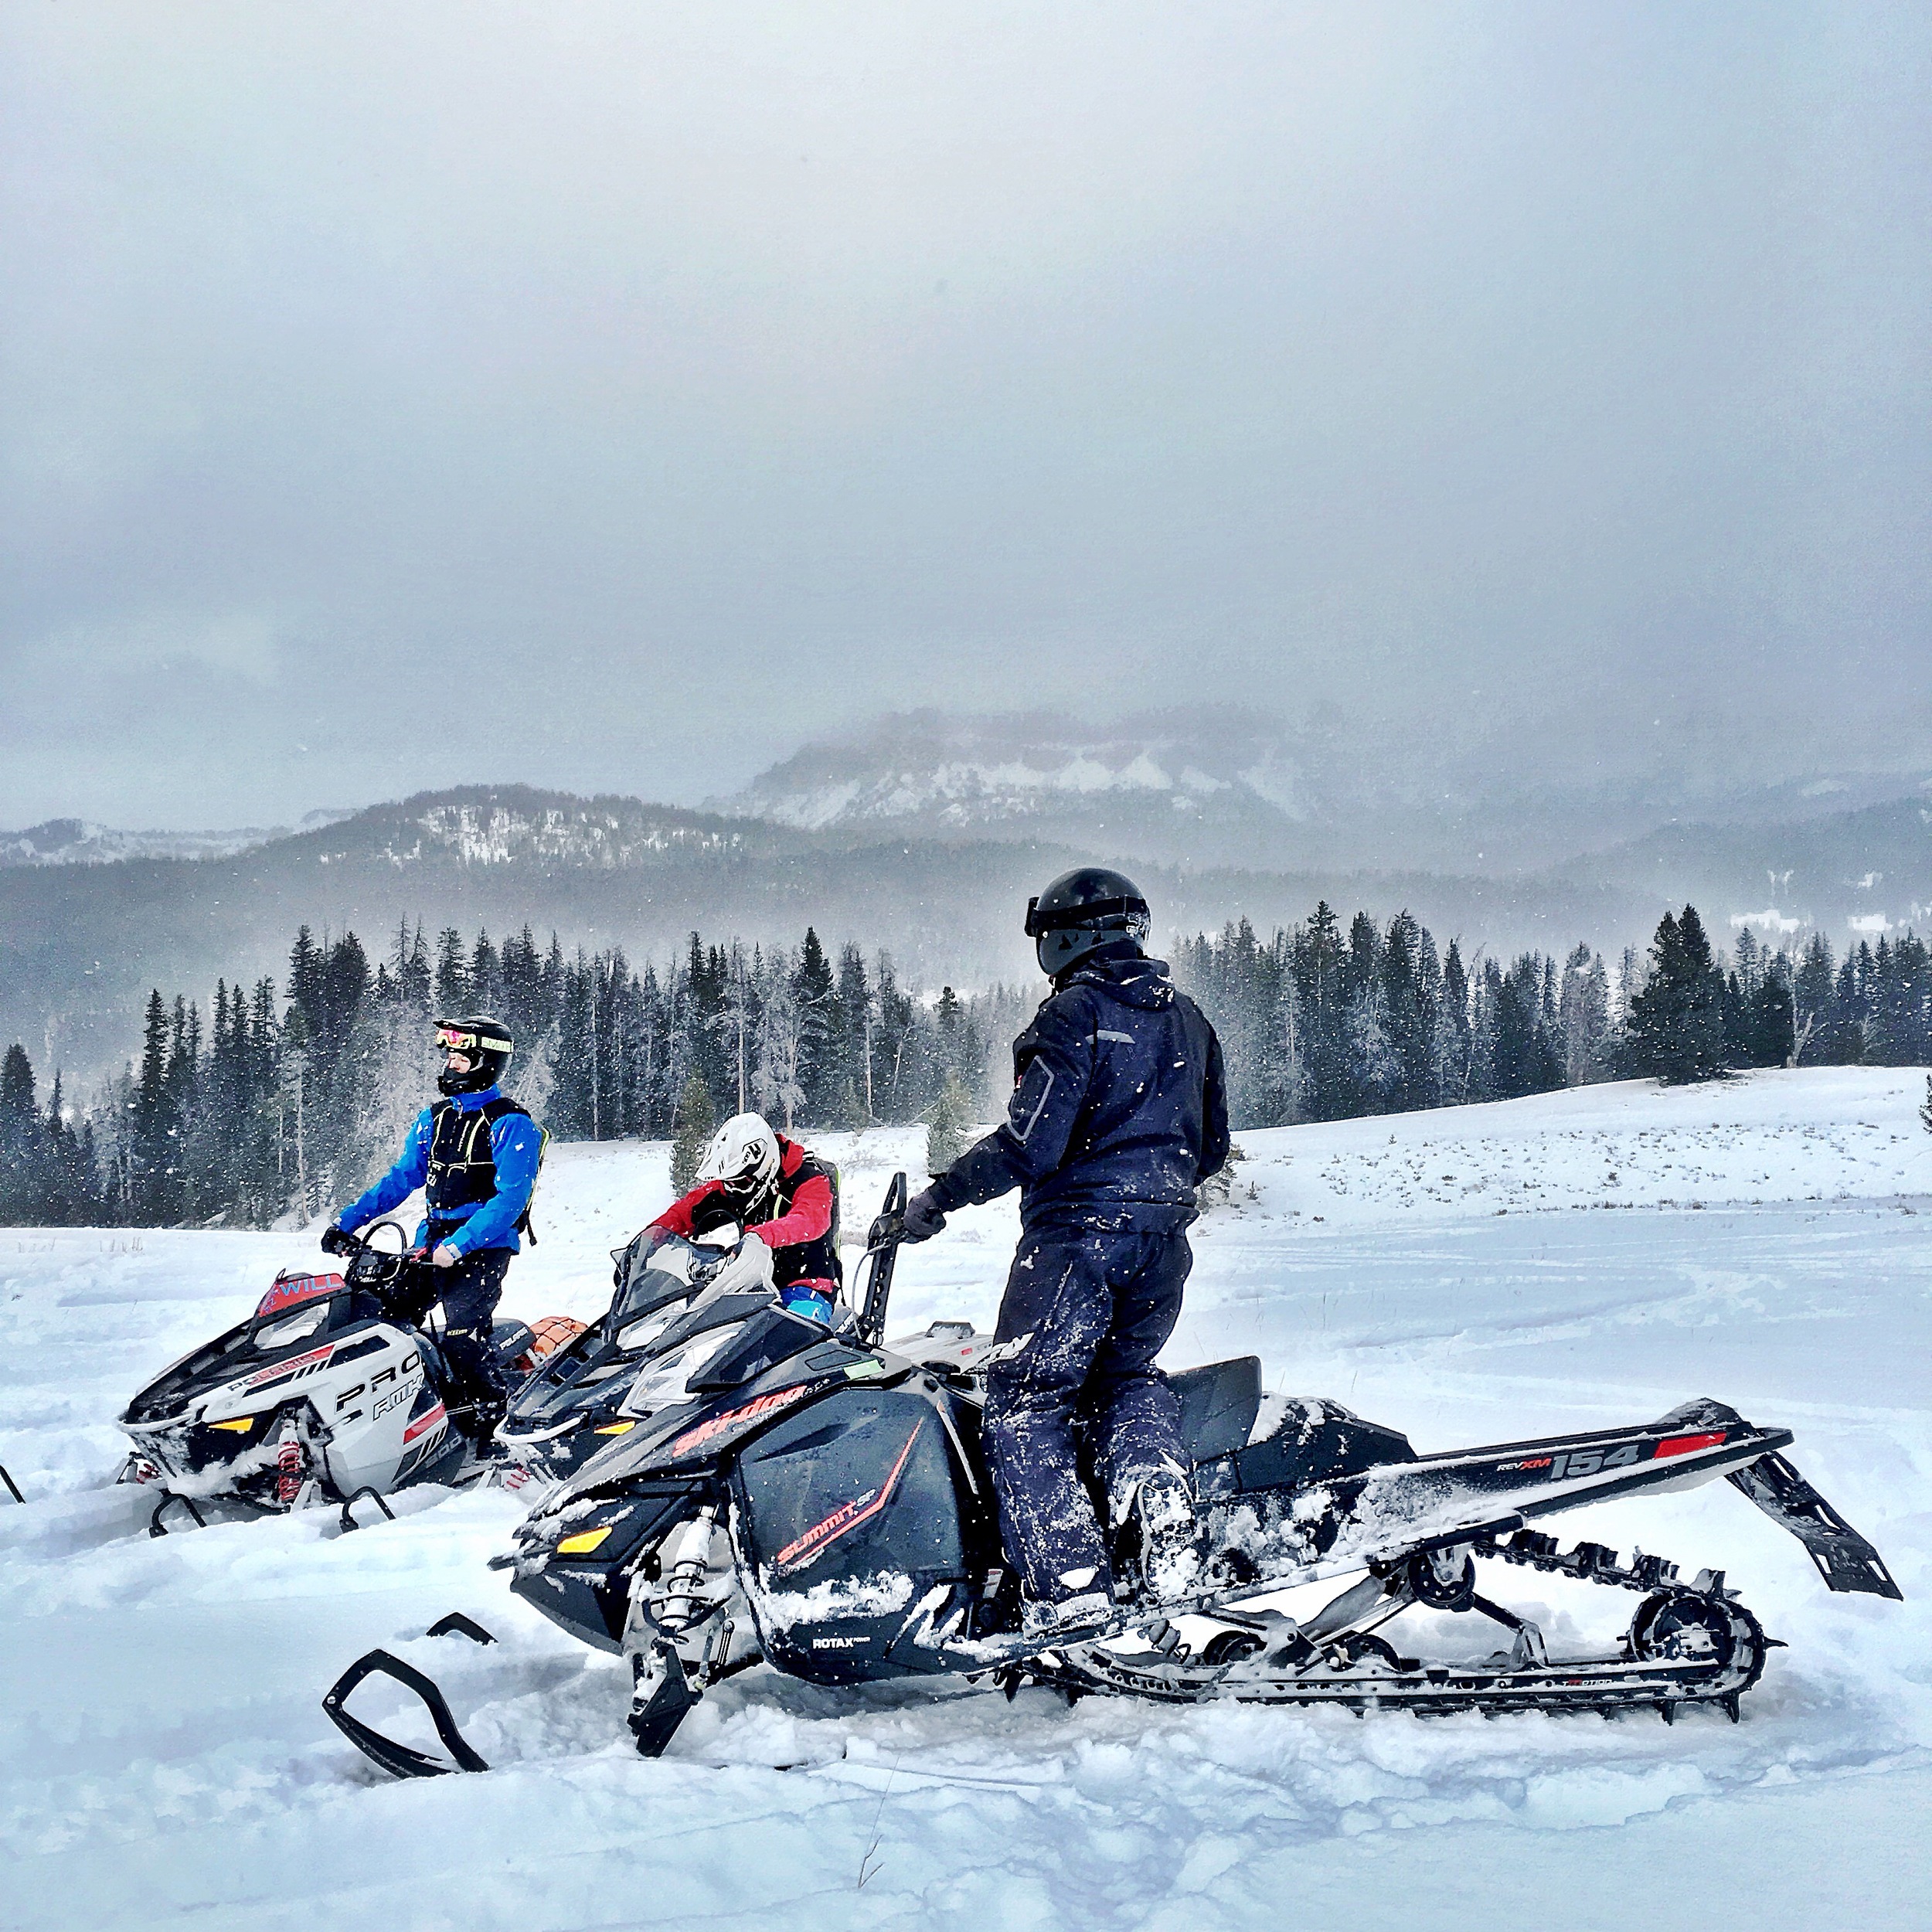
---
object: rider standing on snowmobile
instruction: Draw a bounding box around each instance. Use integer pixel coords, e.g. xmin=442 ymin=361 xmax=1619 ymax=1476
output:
xmin=641 ymin=1112 xmax=842 ymax=1321
xmin=900 ymin=868 xmax=1229 ymax=1638
xmin=322 ymin=1015 xmax=543 ymax=1453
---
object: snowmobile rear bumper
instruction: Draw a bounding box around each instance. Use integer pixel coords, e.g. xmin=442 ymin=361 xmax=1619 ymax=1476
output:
xmin=1728 ymin=1452 xmax=1902 ymax=1599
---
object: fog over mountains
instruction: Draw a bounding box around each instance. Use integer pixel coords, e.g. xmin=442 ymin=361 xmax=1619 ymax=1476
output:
xmin=724 ymin=708 xmax=1932 ymax=875
xmin=5 ymin=708 xmax=1929 ymax=1090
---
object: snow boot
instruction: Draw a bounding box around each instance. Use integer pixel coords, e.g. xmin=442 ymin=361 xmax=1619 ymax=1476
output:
xmin=1021 ymin=1589 xmax=1114 ymax=1644
xmin=1134 ymin=1470 xmax=1202 ymax=1604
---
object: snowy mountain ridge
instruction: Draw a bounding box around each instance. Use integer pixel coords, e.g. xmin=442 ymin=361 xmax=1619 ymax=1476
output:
xmin=723 ymin=707 xmax=1321 ymax=842
xmin=0 ymin=810 xmax=353 ymax=869
xmin=386 ymin=798 xmax=757 ymax=869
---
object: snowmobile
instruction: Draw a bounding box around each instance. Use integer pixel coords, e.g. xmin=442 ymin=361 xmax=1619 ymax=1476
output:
xmin=495 ymin=1226 xmax=764 ymax=1492
xmin=323 ymin=1176 xmax=1902 ymax=1777
xmin=119 ymin=1223 xmax=574 ymax=1536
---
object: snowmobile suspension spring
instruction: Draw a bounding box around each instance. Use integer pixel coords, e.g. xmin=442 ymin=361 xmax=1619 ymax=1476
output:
xmin=658 ymin=1506 xmax=719 ymax=1633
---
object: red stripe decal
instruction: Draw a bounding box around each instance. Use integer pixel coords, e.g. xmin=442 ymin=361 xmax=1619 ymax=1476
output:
xmin=774 ymin=1426 xmax=922 ymax=1573
xmin=1655 ymin=1430 xmax=1727 ymax=1460
xmin=403 ymin=1403 xmax=447 ymax=1444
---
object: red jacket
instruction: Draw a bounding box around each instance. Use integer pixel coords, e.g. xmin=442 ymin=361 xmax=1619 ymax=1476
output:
xmin=651 ymin=1135 xmax=841 ymax=1293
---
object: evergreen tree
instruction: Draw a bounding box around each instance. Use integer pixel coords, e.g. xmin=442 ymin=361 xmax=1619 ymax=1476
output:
xmin=670 ymin=1073 xmax=716 ymax=1193
xmin=751 ymin=947 xmax=806 ymax=1131
xmin=925 ymin=1070 xmax=976 ymax=1174
xmin=131 ymin=989 xmax=185 ymax=1223
xmin=0 ymin=1043 xmax=42 ymax=1219
xmin=1791 ymin=934 xmax=1834 ymax=1065
xmin=711 ymin=943 xmax=759 ymax=1117
xmin=1437 ymin=940 xmax=1474 ymax=1104
xmin=792 ymin=928 xmax=838 ymax=1121
xmin=1629 ymin=906 xmax=1728 ymax=1083
xmin=1492 ymin=957 xmax=1563 ymax=1098
xmin=835 ymin=944 xmax=876 ymax=1123
xmin=1559 ymin=944 xmax=1611 ymax=1085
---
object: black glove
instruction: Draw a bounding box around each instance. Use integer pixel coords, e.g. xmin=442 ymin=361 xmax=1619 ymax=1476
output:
xmin=900 ymin=1189 xmax=948 ymax=1244
xmin=320 ymin=1225 xmax=357 ymax=1259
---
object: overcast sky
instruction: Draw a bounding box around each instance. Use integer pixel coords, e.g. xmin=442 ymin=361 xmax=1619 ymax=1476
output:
xmin=2 ymin=2 xmax=1927 ymax=829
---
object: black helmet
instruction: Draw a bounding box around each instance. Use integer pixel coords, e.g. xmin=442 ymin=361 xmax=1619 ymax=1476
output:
xmin=1024 ymin=866 xmax=1151 ymax=978
xmin=434 ymin=1015 xmax=513 ymax=1095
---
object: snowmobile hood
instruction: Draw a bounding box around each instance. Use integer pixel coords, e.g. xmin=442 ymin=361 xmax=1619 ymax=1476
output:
xmin=1062 ymin=951 xmax=1175 ymax=1012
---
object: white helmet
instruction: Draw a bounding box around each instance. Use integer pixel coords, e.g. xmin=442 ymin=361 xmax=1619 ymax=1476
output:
xmin=697 ymin=1112 xmax=781 ymax=1193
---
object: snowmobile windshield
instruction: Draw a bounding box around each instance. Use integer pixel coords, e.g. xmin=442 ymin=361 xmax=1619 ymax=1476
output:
xmin=608 ymin=1232 xmax=731 ymax=1345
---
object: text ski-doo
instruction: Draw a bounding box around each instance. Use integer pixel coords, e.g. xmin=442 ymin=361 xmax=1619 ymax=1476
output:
xmin=324 ymin=1176 xmax=1901 ymax=1774
xmin=120 ymin=1224 xmax=575 ymax=1536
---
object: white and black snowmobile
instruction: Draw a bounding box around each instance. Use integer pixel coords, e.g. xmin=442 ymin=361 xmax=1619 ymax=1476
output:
xmin=323 ymin=1177 xmax=1902 ymax=1777
xmin=119 ymin=1224 xmax=573 ymax=1536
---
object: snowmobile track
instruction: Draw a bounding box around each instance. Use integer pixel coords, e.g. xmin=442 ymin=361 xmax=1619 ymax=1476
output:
xmin=1027 ymin=1532 xmax=1773 ymax=1725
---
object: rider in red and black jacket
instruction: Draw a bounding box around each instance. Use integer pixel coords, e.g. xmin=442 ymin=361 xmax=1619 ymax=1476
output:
xmin=651 ymin=1112 xmax=841 ymax=1301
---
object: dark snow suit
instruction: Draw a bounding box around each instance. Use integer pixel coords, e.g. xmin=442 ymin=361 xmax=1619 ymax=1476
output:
xmin=924 ymin=949 xmax=1229 ymax=1603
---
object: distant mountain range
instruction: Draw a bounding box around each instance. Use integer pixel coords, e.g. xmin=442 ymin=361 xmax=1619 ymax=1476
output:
xmin=5 ymin=713 xmax=1928 ymax=1090
xmin=0 ymin=810 xmax=355 ymax=869
xmin=721 ymin=708 xmax=1932 ymax=876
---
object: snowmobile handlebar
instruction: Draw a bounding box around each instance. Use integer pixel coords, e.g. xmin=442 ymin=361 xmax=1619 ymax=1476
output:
xmin=856 ymin=1172 xmax=910 ymax=1349
xmin=331 ymin=1224 xmax=440 ymax=1325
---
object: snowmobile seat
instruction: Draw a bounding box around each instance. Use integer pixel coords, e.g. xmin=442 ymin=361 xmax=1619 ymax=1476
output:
xmin=1230 ymin=1399 xmax=1417 ymax=1494
xmin=1172 ymin=1356 xmax=1264 ymax=1465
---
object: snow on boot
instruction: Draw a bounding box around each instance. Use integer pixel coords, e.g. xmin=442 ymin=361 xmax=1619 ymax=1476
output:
xmin=1021 ymin=1588 xmax=1114 ymax=1644
xmin=1135 ymin=1471 xmax=1202 ymax=1604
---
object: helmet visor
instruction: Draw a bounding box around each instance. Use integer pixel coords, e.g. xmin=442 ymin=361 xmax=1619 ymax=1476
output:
xmin=1026 ymin=894 xmax=1148 ymax=938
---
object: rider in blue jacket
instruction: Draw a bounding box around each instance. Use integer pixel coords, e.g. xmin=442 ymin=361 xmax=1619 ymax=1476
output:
xmin=324 ymin=1015 xmax=543 ymax=1451
xmin=900 ymin=869 xmax=1229 ymax=1639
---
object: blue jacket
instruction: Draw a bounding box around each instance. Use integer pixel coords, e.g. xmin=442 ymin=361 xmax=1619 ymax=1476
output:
xmin=335 ymin=1086 xmax=543 ymax=1257
xmin=928 ymin=949 xmax=1230 ymax=1232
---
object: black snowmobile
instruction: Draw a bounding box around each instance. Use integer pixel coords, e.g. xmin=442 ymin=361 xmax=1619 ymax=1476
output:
xmin=496 ymin=1226 xmax=791 ymax=1491
xmin=325 ymin=1177 xmax=1901 ymax=1777
xmin=121 ymin=1223 xmax=569 ymax=1536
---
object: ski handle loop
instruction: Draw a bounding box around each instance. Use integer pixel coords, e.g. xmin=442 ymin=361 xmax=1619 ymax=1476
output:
xmin=856 ymin=1172 xmax=910 ymax=1349
xmin=322 ymin=1645 xmax=491 ymax=1778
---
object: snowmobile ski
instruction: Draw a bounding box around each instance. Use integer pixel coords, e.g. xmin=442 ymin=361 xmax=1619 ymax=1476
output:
xmin=321 ymin=1615 xmax=498 ymax=1778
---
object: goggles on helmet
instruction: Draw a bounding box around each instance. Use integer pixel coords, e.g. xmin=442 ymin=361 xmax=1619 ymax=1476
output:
xmin=1023 ymin=894 xmax=1148 ymax=939
xmin=434 ymin=1024 xmax=511 ymax=1056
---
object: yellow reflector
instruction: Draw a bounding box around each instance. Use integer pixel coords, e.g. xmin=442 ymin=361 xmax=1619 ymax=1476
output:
xmin=208 ymin=1417 xmax=255 ymax=1433
xmin=556 ymin=1526 xmax=613 ymax=1556
xmin=593 ymin=1420 xmax=636 ymax=1435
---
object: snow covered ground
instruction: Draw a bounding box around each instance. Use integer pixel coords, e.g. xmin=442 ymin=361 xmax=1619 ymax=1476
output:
xmin=2 ymin=1070 xmax=1927 ymax=1930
